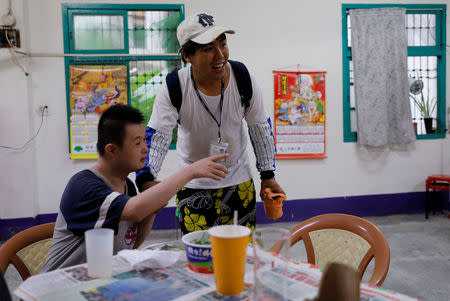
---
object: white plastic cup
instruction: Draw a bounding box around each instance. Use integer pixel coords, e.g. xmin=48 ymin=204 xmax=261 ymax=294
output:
xmin=85 ymin=228 xmax=114 ymax=278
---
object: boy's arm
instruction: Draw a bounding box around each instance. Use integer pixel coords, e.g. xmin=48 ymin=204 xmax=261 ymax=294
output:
xmin=139 ymin=180 xmax=160 ymax=192
xmin=133 ymin=214 xmax=156 ymax=249
xmin=133 ymin=200 xmax=167 ymax=248
xmin=121 ymin=154 xmax=228 ymax=222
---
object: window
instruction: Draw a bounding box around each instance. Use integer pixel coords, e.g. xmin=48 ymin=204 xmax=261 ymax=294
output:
xmin=342 ymin=4 xmax=446 ymax=141
xmin=62 ymin=4 xmax=184 ymax=155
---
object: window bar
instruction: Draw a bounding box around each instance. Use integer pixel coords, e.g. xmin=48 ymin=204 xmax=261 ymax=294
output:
xmin=151 ymin=12 xmax=155 ymax=54
xmin=413 ymin=15 xmax=417 ymax=46
xmin=419 ymin=56 xmax=422 ymax=133
xmin=418 ymin=17 xmax=422 ymax=133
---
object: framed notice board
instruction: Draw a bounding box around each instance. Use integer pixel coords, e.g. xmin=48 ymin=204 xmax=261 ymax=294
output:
xmin=68 ymin=65 xmax=128 ymax=159
xmin=273 ymin=70 xmax=327 ymax=159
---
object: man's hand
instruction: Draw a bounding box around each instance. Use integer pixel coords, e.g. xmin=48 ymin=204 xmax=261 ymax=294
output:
xmin=260 ymin=178 xmax=285 ymax=200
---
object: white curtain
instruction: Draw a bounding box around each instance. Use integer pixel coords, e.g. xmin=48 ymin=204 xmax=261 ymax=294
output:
xmin=350 ymin=8 xmax=415 ymax=147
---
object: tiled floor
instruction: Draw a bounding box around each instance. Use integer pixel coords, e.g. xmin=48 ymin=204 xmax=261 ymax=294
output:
xmin=3 ymin=213 xmax=450 ymax=301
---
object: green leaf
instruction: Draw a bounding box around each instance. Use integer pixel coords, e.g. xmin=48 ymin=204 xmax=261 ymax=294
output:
xmin=410 ymin=92 xmax=436 ymax=118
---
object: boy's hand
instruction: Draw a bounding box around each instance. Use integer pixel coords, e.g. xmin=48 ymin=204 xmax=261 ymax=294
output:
xmin=190 ymin=154 xmax=229 ymax=180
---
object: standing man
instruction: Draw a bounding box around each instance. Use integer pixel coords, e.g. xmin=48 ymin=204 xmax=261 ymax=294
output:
xmin=136 ymin=13 xmax=285 ymax=234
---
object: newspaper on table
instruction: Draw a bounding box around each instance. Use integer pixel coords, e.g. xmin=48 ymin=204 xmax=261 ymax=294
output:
xmin=14 ymin=242 xmax=419 ymax=301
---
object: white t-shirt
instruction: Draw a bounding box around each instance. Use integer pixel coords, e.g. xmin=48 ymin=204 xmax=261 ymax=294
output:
xmin=148 ymin=63 xmax=269 ymax=189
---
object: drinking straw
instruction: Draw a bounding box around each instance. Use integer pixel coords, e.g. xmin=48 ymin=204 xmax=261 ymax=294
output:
xmin=234 ymin=210 xmax=238 ymax=226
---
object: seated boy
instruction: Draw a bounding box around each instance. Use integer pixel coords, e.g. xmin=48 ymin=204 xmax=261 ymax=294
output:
xmin=41 ymin=105 xmax=228 ymax=272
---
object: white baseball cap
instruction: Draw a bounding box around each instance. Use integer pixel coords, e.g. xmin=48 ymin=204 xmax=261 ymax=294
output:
xmin=177 ymin=13 xmax=235 ymax=47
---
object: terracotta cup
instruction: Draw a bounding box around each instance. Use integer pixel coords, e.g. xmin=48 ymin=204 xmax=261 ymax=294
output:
xmin=262 ymin=188 xmax=286 ymax=221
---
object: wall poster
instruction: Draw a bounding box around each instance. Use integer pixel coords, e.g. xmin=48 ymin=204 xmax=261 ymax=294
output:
xmin=273 ymin=70 xmax=326 ymax=159
xmin=68 ymin=65 xmax=128 ymax=159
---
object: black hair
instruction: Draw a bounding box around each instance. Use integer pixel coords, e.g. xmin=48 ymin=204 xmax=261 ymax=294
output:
xmin=180 ymin=40 xmax=200 ymax=63
xmin=180 ymin=33 xmax=227 ymax=63
xmin=96 ymin=104 xmax=144 ymax=156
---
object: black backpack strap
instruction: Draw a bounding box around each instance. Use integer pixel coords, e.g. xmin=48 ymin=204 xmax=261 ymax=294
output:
xmin=165 ymin=67 xmax=182 ymax=119
xmin=229 ymin=60 xmax=252 ymax=110
xmin=165 ymin=62 xmax=252 ymax=117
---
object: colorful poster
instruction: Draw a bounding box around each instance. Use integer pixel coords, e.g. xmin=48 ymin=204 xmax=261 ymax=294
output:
xmin=69 ymin=65 xmax=128 ymax=159
xmin=273 ymin=70 xmax=326 ymax=159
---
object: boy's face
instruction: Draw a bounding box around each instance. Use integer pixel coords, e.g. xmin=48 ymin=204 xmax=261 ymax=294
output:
xmin=116 ymin=123 xmax=148 ymax=172
xmin=186 ymin=35 xmax=229 ymax=81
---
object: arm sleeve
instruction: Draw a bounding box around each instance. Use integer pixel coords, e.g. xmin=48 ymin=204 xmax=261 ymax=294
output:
xmin=135 ymin=80 xmax=177 ymax=190
xmin=244 ymin=73 xmax=276 ymax=172
xmin=248 ymin=118 xmax=276 ymax=172
xmin=135 ymin=127 xmax=171 ymax=190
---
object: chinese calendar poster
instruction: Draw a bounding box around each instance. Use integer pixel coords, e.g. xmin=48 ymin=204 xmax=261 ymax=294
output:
xmin=273 ymin=70 xmax=326 ymax=159
xmin=69 ymin=65 xmax=128 ymax=159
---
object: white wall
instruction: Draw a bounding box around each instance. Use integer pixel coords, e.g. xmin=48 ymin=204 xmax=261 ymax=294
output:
xmin=0 ymin=0 xmax=449 ymax=219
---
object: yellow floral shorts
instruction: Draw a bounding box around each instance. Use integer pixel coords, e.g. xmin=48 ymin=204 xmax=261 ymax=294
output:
xmin=176 ymin=179 xmax=256 ymax=234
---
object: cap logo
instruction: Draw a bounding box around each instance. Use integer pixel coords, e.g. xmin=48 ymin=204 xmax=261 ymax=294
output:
xmin=197 ymin=13 xmax=214 ymax=27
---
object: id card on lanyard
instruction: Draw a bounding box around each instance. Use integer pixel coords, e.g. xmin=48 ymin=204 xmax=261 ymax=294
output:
xmin=209 ymin=140 xmax=228 ymax=165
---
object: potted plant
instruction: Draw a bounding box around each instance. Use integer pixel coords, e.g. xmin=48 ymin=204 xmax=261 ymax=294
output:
xmin=410 ymin=91 xmax=436 ymax=134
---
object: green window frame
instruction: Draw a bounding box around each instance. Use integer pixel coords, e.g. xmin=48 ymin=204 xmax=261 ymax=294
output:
xmin=342 ymin=4 xmax=446 ymax=142
xmin=62 ymin=3 xmax=184 ymax=151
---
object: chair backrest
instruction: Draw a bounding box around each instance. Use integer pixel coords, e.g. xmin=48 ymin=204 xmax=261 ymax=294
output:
xmin=0 ymin=222 xmax=55 ymax=280
xmin=290 ymin=214 xmax=390 ymax=286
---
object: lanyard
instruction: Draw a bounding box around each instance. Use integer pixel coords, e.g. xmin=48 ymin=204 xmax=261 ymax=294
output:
xmin=190 ymin=67 xmax=225 ymax=142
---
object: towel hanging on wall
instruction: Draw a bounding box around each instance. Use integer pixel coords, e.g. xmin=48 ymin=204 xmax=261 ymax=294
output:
xmin=350 ymin=8 xmax=416 ymax=147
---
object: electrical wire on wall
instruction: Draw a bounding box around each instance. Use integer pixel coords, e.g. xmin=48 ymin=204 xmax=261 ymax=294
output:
xmin=0 ymin=106 xmax=47 ymax=151
xmin=1 ymin=0 xmax=28 ymax=76
xmin=6 ymin=43 xmax=28 ymax=76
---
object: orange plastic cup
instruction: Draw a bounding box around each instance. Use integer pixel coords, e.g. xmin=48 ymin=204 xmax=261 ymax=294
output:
xmin=262 ymin=188 xmax=286 ymax=221
xmin=208 ymin=225 xmax=251 ymax=296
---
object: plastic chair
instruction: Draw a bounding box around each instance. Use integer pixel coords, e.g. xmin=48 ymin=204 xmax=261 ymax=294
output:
xmin=289 ymin=214 xmax=390 ymax=287
xmin=0 ymin=222 xmax=55 ymax=280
